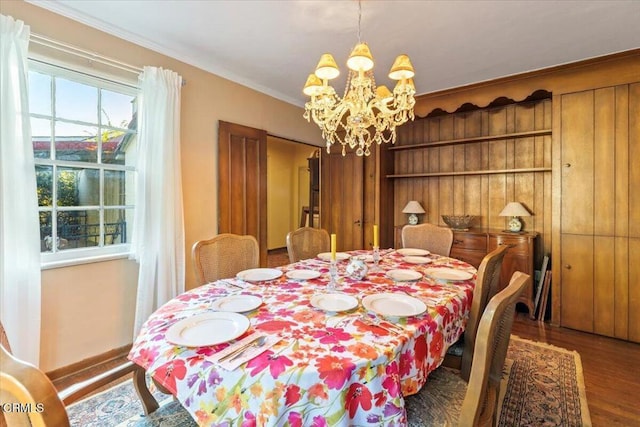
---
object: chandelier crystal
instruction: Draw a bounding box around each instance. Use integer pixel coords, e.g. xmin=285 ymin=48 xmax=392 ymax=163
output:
xmin=303 ymin=2 xmax=416 ymax=156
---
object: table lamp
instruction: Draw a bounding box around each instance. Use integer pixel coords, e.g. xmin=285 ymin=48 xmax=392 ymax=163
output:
xmin=499 ymin=202 xmax=531 ymax=232
xmin=402 ymin=201 xmax=426 ymax=225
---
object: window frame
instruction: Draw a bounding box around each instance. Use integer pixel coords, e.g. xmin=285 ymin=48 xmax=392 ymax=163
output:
xmin=28 ymin=60 xmax=139 ymax=269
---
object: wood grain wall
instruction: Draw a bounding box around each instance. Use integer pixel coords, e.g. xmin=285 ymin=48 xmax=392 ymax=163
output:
xmin=392 ymin=98 xmax=552 ymax=265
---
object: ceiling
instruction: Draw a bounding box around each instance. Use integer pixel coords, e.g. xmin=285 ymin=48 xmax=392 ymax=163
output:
xmin=27 ymin=0 xmax=640 ymax=107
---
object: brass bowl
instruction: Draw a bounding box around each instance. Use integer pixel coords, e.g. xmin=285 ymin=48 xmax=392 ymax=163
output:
xmin=442 ymin=215 xmax=476 ymax=231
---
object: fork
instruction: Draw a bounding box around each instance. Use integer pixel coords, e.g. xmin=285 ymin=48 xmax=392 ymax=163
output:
xmin=225 ymin=336 xmax=268 ymax=363
xmin=219 ymin=336 xmax=267 ymax=363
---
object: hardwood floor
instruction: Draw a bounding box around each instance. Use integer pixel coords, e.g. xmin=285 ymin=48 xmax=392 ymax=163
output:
xmin=511 ymin=313 xmax=640 ymax=426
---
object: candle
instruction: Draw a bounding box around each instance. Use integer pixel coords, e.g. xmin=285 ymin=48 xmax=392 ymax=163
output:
xmin=330 ymin=233 xmax=336 ymax=261
xmin=373 ymin=224 xmax=379 ymax=248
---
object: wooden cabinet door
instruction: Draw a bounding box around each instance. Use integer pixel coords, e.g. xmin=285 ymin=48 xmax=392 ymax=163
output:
xmin=320 ymin=149 xmax=364 ymax=251
xmin=558 ymin=83 xmax=640 ymax=342
xmin=560 ymin=234 xmax=595 ymax=333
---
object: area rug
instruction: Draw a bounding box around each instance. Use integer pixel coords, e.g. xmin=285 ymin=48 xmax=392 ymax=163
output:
xmin=67 ymin=335 xmax=591 ymax=426
xmin=497 ymin=336 xmax=591 ymax=427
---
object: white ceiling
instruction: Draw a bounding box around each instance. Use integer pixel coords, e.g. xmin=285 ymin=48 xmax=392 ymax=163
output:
xmin=27 ymin=0 xmax=640 ymax=107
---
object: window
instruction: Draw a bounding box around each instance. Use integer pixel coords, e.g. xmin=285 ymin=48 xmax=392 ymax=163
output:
xmin=29 ymin=62 xmax=138 ymax=265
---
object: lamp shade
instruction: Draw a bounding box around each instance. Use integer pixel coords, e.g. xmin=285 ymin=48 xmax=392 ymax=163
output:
xmin=499 ymin=202 xmax=531 ymax=217
xmin=402 ymin=200 xmax=426 ymax=214
xmin=315 ymin=53 xmax=340 ymax=80
xmin=346 ymin=42 xmax=374 ymax=72
xmin=303 ymin=74 xmax=323 ymax=96
xmin=388 ymin=54 xmax=415 ymax=80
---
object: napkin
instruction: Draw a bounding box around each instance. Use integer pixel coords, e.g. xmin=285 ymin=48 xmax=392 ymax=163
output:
xmin=208 ymin=331 xmax=280 ymax=370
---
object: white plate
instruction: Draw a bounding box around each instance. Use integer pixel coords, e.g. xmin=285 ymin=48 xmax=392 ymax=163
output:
xmin=386 ymin=269 xmax=423 ymax=282
xmin=425 ymin=267 xmax=474 ymax=281
xmin=317 ymin=252 xmax=351 ymax=262
xmin=166 ymin=312 xmax=250 ymax=347
xmin=397 ymin=248 xmax=430 ymax=256
xmin=211 ymin=295 xmax=262 ymax=312
xmin=362 ymin=293 xmax=427 ymax=317
xmin=310 ymin=293 xmax=359 ymax=312
xmin=286 ymin=269 xmax=321 ymax=280
xmin=237 ymin=268 xmax=283 ymax=282
xmin=403 ymin=256 xmax=432 ymax=265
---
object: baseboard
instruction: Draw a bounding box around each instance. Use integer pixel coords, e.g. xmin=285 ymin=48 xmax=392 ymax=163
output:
xmin=46 ymin=343 xmax=132 ymax=381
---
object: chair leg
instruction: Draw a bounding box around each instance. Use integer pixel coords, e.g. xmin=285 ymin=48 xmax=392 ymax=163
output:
xmin=132 ymin=367 xmax=159 ymax=415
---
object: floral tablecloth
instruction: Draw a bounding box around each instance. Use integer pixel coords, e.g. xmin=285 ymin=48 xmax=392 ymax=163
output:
xmin=128 ymin=250 xmax=476 ymax=426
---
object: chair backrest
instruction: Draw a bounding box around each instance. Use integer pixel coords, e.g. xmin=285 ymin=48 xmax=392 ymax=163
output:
xmin=0 ymin=344 xmax=70 ymax=427
xmin=192 ymin=233 xmax=259 ymax=285
xmin=401 ymin=223 xmax=454 ymax=256
xmin=286 ymin=227 xmax=330 ymax=263
xmin=458 ymin=271 xmax=530 ymax=427
xmin=460 ymin=244 xmax=509 ymax=381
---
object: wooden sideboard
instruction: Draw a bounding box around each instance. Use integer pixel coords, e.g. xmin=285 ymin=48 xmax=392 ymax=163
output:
xmin=396 ymin=225 xmax=538 ymax=319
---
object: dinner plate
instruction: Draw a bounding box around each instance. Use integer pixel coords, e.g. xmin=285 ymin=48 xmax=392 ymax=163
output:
xmin=286 ymin=269 xmax=321 ymax=280
xmin=403 ymin=256 xmax=432 ymax=265
xmin=397 ymin=248 xmax=430 ymax=256
xmin=386 ymin=269 xmax=423 ymax=282
xmin=425 ymin=267 xmax=474 ymax=281
xmin=362 ymin=293 xmax=427 ymax=317
xmin=211 ymin=295 xmax=262 ymax=312
xmin=236 ymin=268 xmax=283 ymax=282
xmin=317 ymin=252 xmax=351 ymax=262
xmin=166 ymin=312 xmax=250 ymax=347
xmin=310 ymin=293 xmax=359 ymax=312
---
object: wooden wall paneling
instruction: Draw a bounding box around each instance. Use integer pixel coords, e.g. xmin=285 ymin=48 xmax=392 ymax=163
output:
xmin=561 ymin=91 xmax=595 ymax=235
xmin=488 ymin=107 xmax=508 ymax=230
xmin=614 ymin=236 xmax=629 ymax=340
xmin=629 ymin=83 xmax=640 ymax=238
xmin=551 ymin=95 xmax=563 ymax=326
xmin=464 ymin=111 xmax=483 ymax=222
xmin=594 ymin=87 xmax=616 ymax=236
xmin=438 ymin=116 xmax=454 ymax=225
xmin=453 ymin=117 xmax=466 ymax=215
xmin=629 ymin=238 xmax=640 ymax=342
xmin=428 ymin=121 xmax=440 ymax=225
xmin=614 ymin=85 xmax=629 ymax=237
xmin=594 ymin=236 xmax=615 ymax=337
xmin=561 ymin=234 xmax=594 ymax=332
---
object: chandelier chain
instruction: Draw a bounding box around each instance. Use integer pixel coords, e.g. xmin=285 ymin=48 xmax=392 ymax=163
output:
xmin=357 ymin=0 xmax=362 ymax=43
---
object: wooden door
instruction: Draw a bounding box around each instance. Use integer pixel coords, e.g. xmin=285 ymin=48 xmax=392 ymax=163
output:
xmin=320 ymin=149 xmax=364 ymax=251
xmin=218 ymin=121 xmax=267 ymax=266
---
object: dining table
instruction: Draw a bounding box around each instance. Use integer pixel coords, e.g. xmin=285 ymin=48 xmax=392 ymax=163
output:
xmin=128 ymin=248 xmax=477 ymax=426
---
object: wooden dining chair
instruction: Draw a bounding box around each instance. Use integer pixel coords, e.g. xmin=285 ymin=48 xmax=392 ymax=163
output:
xmin=401 ymin=223 xmax=454 ymax=256
xmin=192 ymin=233 xmax=259 ymax=285
xmin=405 ymin=271 xmax=530 ymax=427
xmin=0 ymin=322 xmax=160 ymax=427
xmin=443 ymin=244 xmax=509 ymax=380
xmin=285 ymin=227 xmax=330 ymax=263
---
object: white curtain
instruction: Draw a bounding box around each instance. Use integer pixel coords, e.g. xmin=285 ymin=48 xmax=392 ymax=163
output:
xmin=0 ymin=14 xmax=41 ymax=365
xmin=131 ymin=67 xmax=185 ymax=336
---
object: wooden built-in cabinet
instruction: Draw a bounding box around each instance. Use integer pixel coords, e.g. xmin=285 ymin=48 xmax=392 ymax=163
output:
xmin=556 ymin=82 xmax=640 ymax=342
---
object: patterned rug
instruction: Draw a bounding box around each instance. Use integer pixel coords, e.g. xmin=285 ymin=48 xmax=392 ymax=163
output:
xmin=67 ymin=336 xmax=590 ymax=426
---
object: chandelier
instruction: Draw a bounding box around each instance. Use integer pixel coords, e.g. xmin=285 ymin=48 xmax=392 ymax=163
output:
xmin=302 ymin=1 xmax=416 ymax=156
